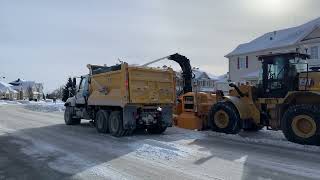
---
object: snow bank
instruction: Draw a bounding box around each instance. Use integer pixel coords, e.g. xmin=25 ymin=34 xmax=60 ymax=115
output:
xmin=0 ymin=101 xmax=7 ymax=106
xmin=24 ymin=101 xmax=65 ymax=113
xmin=0 ymin=99 xmax=65 ymax=113
xmin=0 ymin=100 xmax=21 ymax=105
xmin=203 ymin=129 xmax=320 ymax=153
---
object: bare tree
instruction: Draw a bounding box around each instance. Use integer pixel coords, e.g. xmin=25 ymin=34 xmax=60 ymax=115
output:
xmin=27 ymin=85 xmax=34 ymax=100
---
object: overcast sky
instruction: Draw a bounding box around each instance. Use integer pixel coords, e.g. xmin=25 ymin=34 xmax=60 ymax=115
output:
xmin=0 ymin=0 xmax=319 ymax=92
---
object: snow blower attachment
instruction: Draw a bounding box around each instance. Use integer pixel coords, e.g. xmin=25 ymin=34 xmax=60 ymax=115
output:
xmin=141 ymin=53 xmax=209 ymax=130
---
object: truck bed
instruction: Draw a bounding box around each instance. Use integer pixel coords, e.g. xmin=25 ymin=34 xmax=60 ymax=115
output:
xmin=87 ymin=63 xmax=175 ymax=107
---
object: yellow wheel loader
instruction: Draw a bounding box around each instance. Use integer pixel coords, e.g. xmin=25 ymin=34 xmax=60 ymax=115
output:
xmin=209 ymin=52 xmax=320 ymax=145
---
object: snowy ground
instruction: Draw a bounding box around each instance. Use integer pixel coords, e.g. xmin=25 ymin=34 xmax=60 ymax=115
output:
xmin=0 ymin=99 xmax=65 ymax=112
xmin=0 ymin=105 xmax=319 ymax=180
xmin=23 ymin=101 xmax=65 ymax=113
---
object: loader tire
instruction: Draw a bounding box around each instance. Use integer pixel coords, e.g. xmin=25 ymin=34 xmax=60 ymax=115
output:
xmin=64 ymin=107 xmax=81 ymax=125
xmin=209 ymin=102 xmax=242 ymax=134
xmin=147 ymin=125 xmax=167 ymax=134
xmin=109 ymin=111 xmax=126 ymax=137
xmin=281 ymin=104 xmax=320 ymax=145
xmin=95 ymin=110 xmax=109 ymax=134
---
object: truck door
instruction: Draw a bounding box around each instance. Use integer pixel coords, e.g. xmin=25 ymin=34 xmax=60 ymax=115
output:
xmin=76 ymin=76 xmax=89 ymax=105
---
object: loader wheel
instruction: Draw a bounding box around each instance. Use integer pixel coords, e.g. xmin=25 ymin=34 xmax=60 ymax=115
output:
xmin=209 ymin=102 xmax=242 ymax=134
xmin=95 ymin=110 xmax=109 ymax=133
xmin=109 ymin=111 xmax=126 ymax=137
xmin=281 ymin=104 xmax=320 ymax=145
xmin=147 ymin=125 xmax=167 ymax=134
xmin=64 ymin=107 xmax=81 ymax=125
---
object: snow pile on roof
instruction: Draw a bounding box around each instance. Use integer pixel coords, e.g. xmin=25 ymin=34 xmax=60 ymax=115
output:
xmin=214 ymin=74 xmax=229 ymax=83
xmin=0 ymin=81 xmax=17 ymax=93
xmin=192 ymin=69 xmax=207 ymax=79
xmin=207 ymin=73 xmax=219 ymax=80
xmin=227 ymin=17 xmax=320 ymax=57
xmin=9 ymin=78 xmax=36 ymax=91
xmin=24 ymin=101 xmax=65 ymax=112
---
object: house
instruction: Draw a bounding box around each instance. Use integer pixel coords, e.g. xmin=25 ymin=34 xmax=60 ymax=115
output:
xmin=226 ymin=17 xmax=320 ymax=85
xmin=0 ymin=81 xmax=18 ymax=100
xmin=213 ymin=73 xmax=231 ymax=94
xmin=9 ymin=79 xmax=44 ymax=101
xmin=176 ymin=68 xmax=217 ymax=93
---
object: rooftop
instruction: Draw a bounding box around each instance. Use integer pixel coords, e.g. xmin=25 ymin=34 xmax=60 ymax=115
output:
xmin=226 ymin=17 xmax=320 ymax=57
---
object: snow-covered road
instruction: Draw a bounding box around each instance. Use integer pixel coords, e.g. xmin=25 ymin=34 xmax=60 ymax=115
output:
xmin=0 ymin=105 xmax=319 ymax=180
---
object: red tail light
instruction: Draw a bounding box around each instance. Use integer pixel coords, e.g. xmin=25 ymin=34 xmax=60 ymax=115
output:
xmin=125 ymin=79 xmax=129 ymax=89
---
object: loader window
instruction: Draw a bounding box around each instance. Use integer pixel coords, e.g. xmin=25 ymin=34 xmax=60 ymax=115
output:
xmin=267 ymin=57 xmax=286 ymax=89
xmin=258 ymin=53 xmax=310 ymax=98
xmin=183 ymin=96 xmax=194 ymax=110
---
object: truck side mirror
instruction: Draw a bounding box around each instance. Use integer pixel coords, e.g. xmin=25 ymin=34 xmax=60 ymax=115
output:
xmin=73 ymin=77 xmax=77 ymax=87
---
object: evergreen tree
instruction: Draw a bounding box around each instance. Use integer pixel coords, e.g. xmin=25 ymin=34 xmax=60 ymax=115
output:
xmin=62 ymin=77 xmax=76 ymax=102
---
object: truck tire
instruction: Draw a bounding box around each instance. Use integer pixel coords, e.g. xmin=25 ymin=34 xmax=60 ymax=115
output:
xmin=109 ymin=111 xmax=126 ymax=137
xmin=64 ymin=107 xmax=81 ymax=125
xmin=281 ymin=104 xmax=320 ymax=145
xmin=208 ymin=102 xmax=242 ymax=134
xmin=147 ymin=125 xmax=167 ymax=134
xmin=95 ymin=110 xmax=109 ymax=133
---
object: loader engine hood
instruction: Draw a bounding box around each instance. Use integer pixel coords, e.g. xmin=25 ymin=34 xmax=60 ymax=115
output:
xmin=298 ymin=71 xmax=320 ymax=91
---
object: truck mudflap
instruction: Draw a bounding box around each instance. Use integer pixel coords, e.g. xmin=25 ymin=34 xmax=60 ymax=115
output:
xmin=123 ymin=105 xmax=137 ymax=130
xmin=161 ymin=106 xmax=173 ymax=127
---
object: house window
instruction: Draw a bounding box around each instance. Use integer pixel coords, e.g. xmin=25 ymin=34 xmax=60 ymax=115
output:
xmin=311 ymin=46 xmax=319 ymax=59
xmin=237 ymin=56 xmax=248 ymax=69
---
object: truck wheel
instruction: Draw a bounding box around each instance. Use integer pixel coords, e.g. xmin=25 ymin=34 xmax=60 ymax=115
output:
xmin=147 ymin=125 xmax=167 ymax=134
xmin=109 ymin=111 xmax=126 ymax=137
xmin=95 ymin=110 xmax=109 ymax=133
xmin=208 ymin=102 xmax=242 ymax=134
xmin=64 ymin=107 xmax=81 ymax=125
xmin=281 ymin=104 xmax=320 ymax=145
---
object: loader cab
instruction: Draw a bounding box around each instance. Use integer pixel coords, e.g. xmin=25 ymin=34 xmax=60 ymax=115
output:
xmin=258 ymin=53 xmax=310 ymax=98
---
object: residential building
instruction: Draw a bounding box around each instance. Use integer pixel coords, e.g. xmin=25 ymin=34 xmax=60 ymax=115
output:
xmin=213 ymin=73 xmax=231 ymax=94
xmin=226 ymin=17 xmax=320 ymax=85
xmin=176 ymin=68 xmax=217 ymax=93
xmin=0 ymin=81 xmax=17 ymax=100
xmin=9 ymin=79 xmax=44 ymax=101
